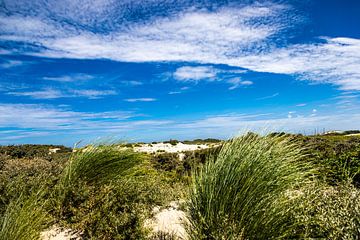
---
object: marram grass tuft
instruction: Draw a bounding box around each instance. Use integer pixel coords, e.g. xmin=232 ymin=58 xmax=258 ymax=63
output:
xmin=0 ymin=190 xmax=50 ymax=240
xmin=187 ymin=133 xmax=316 ymax=239
xmin=61 ymin=145 xmax=143 ymax=187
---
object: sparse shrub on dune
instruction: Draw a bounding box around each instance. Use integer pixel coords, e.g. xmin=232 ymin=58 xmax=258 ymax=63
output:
xmin=292 ymin=181 xmax=360 ymax=239
xmin=187 ymin=133 xmax=316 ymax=239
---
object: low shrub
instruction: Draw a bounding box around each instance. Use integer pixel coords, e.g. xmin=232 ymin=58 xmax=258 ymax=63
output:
xmin=291 ymin=181 xmax=360 ymax=239
xmin=50 ymin=145 xmax=185 ymax=239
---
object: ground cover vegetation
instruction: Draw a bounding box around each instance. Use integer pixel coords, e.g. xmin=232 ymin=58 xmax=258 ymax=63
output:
xmin=0 ymin=133 xmax=359 ymax=239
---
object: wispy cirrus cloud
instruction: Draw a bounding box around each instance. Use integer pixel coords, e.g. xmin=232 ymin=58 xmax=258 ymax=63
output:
xmin=173 ymin=66 xmax=251 ymax=89
xmin=70 ymin=89 xmax=117 ymax=99
xmin=43 ymin=73 xmax=94 ymax=82
xmin=0 ymin=103 xmax=172 ymax=143
xmin=227 ymin=78 xmax=253 ymax=90
xmin=174 ymin=66 xmax=217 ymax=81
xmin=124 ymin=98 xmax=157 ymax=102
xmin=7 ymin=88 xmax=117 ymax=99
xmin=257 ymin=92 xmax=279 ymax=100
xmin=0 ymin=60 xmax=24 ymax=68
xmin=0 ymin=103 xmax=161 ymax=131
xmin=7 ymin=88 xmax=64 ymax=99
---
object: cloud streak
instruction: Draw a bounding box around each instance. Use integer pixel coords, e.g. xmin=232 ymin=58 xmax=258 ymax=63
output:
xmin=43 ymin=73 xmax=94 ymax=82
xmin=124 ymin=98 xmax=157 ymax=102
xmin=7 ymin=88 xmax=117 ymax=99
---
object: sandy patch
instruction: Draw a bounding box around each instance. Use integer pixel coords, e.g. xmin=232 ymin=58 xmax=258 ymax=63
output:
xmin=134 ymin=142 xmax=210 ymax=153
xmin=145 ymin=201 xmax=188 ymax=240
xmin=40 ymin=226 xmax=81 ymax=240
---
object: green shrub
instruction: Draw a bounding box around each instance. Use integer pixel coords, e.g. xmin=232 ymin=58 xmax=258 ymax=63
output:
xmin=0 ymin=144 xmax=71 ymax=159
xmin=304 ymin=135 xmax=360 ymax=186
xmin=164 ymin=140 xmax=179 ymax=146
xmin=0 ymin=157 xmax=64 ymax=216
xmin=187 ymin=133 xmax=315 ymax=239
xmin=49 ymin=145 xmax=185 ymax=239
xmin=291 ymin=181 xmax=360 ymax=239
xmin=151 ymin=153 xmax=179 ymax=172
xmin=57 ymin=178 xmax=169 ymax=239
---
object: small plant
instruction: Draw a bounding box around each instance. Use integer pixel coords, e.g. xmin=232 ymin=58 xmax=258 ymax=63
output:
xmin=164 ymin=140 xmax=179 ymax=146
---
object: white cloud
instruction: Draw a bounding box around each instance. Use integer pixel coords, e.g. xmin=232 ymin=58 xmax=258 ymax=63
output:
xmin=0 ymin=103 xmax=162 ymax=132
xmin=174 ymin=66 xmax=217 ymax=81
xmin=124 ymin=98 xmax=157 ymax=102
xmin=173 ymin=66 xmax=251 ymax=89
xmin=168 ymin=86 xmax=190 ymax=95
xmin=256 ymin=93 xmax=279 ymax=100
xmin=287 ymin=111 xmax=295 ymax=119
xmin=70 ymin=89 xmax=117 ymax=99
xmin=227 ymin=78 xmax=253 ymax=90
xmin=168 ymin=91 xmax=181 ymax=95
xmin=0 ymin=60 xmax=24 ymax=68
xmin=1 ymin=2 xmax=360 ymax=91
xmin=123 ymin=81 xmax=143 ymax=86
xmin=232 ymin=37 xmax=360 ymax=90
xmin=0 ymin=3 xmax=285 ymax=62
xmin=7 ymin=88 xmax=117 ymax=99
xmin=43 ymin=74 xmax=94 ymax=82
xmin=7 ymin=88 xmax=64 ymax=99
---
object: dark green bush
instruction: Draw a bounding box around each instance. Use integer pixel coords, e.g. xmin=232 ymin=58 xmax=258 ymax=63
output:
xmin=304 ymin=136 xmax=360 ymax=186
xmin=164 ymin=139 xmax=179 ymax=146
xmin=0 ymin=144 xmax=71 ymax=159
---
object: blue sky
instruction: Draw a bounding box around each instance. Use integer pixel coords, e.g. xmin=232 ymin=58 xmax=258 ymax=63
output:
xmin=0 ymin=0 xmax=360 ymax=145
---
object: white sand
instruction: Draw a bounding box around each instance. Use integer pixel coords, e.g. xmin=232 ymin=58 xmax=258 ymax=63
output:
xmin=40 ymin=226 xmax=81 ymax=240
xmin=346 ymin=133 xmax=360 ymax=136
xmin=145 ymin=201 xmax=188 ymax=239
xmin=134 ymin=142 xmax=211 ymax=153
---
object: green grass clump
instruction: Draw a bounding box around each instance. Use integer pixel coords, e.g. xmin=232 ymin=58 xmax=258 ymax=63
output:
xmin=187 ymin=133 xmax=315 ymax=239
xmin=61 ymin=145 xmax=142 ymax=187
xmin=0 ymin=190 xmax=49 ymax=240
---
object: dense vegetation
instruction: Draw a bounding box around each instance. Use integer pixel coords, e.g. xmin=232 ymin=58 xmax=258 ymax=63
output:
xmin=0 ymin=133 xmax=359 ymax=239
